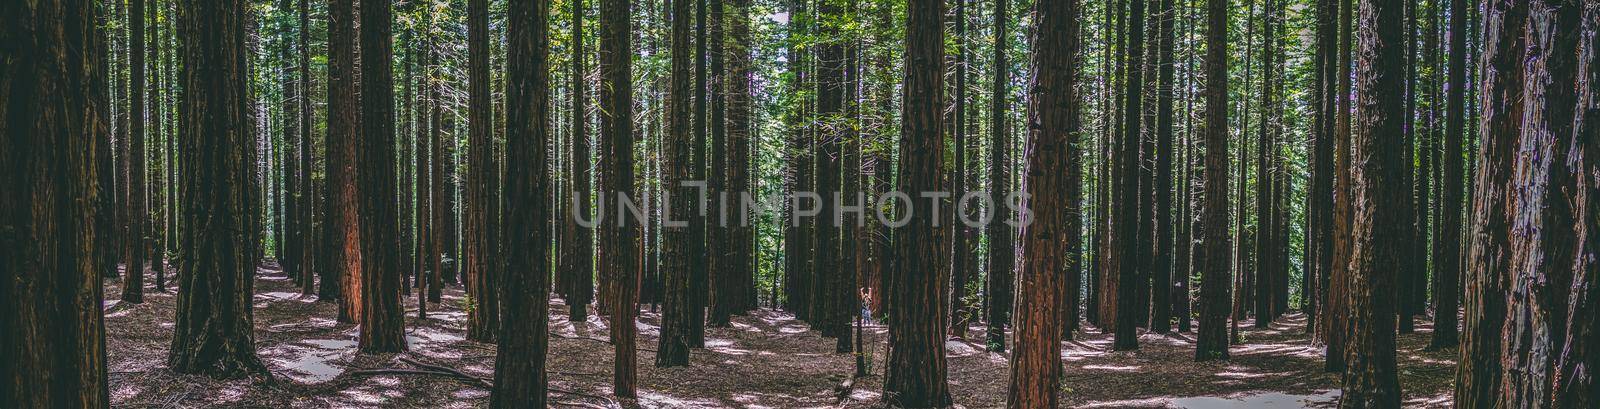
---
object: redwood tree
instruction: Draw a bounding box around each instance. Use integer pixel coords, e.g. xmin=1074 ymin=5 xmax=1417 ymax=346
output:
xmin=491 ymin=0 xmax=554 ymax=403
xmin=327 ymin=0 xmax=362 ymax=323
xmin=599 ymin=0 xmax=640 ymax=397
xmin=1194 ymin=0 xmax=1233 ymax=362
xmin=1338 ymin=0 xmax=1404 ymax=405
xmin=465 ymin=0 xmax=499 ymax=343
xmin=1 ymin=0 xmax=110 ymax=404
xmin=122 ymin=0 xmax=148 ymax=304
xmin=1453 ymin=0 xmax=1524 ymax=405
xmin=356 ymin=0 xmax=406 ymax=354
xmin=1112 ymin=0 xmax=1146 ymax=352
xmin=984 ymin=0 xmax=1015 ymax=352
xmin=658 ymin=0 xmax=696 ymax=367
xmin=167 ymin=0 xmax=270 ymax=376
xmin=883 ymin=1 xmax=950 ymax=406
xmin=1498 ymin=2 xmax=1587 ymax=406
xmin=1005 ymin=0 xmax=1080 ymax=405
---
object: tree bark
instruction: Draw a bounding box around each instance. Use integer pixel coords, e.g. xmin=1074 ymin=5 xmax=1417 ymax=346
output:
xmin=490 ymin=0 xmax=554 ymax=404
xmin=1453 ymin=1 xmax=1524 ymax=405
xmin=1429 ymin=0 xmax=1467 ymax=350
xmin=167 ymin=0 xmax=271 ymax=376
xmin=1195 ymin=0 xmax=1232 ymax=362
xmin=356 ymin=0 xmax=406 ymax=354
xmin=327 ymin=0 xmax=362 ymax=323
xmin=599 ymin=0 xmax=639 ymax=398
xmin=465 ymin=0 xmax=499 ymax=343
xmin=1005 ymin=0 xmax=1080 ymax=405
xmin=984 ymin=0 xmax=1015 ymax=352
xmin=1151 ymin=0 xmax=1176 ymax=334
xmin=1 ymin=0 xmax=111 ymax=403
xmin=1338 ymin=0 xmax=1405 ymax=405
xmin=883 ymin=1 xmax=951 ymax=406
xmin=1113 ymin=0 xmax=1147 ymax=352
xmin=122 ymin=0 xmax=148 ymax=304
xmin=657 ymin=0 xmax=696 ymax=368
xmin=564 ymin=0 xmax=595 ymax=322
xmin=1498 ymin=2 xmax=1583 ymax=406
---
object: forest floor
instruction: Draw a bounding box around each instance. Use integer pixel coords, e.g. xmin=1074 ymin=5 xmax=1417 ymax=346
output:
xmin=105 ymin=264 xmax=1457 ymax=408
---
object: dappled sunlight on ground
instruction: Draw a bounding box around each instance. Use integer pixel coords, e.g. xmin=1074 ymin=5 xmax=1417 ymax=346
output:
xmin=102 ymin=262 xmax=1458 ymax=408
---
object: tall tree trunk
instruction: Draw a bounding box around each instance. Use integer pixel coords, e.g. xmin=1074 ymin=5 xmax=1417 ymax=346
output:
xmin=1112 ymin=0 xmax=1146 ymax=352
xmin=1556 ymin=5 xmax=1600 ymax=404
xmin=295 ymin=0 xmax=315 ymax=297
xmin=356 ymin=0 xmax=406 ymax=354
xmin=984 ymin=0 xmax=1015 ymax=352
xmin=599 ymin=0 xmax=639 ymax=397
xmin=328 ymin=0 xmax=362 ymax=323
xmin=1307 ymin=0 xmax=1336 ymax=339
xmin=657 ymin=0 xmax=696 ymax=368
xmin=705 ymin=0 xmax=731 ymax=327
xmin=1338 ymin=0 xmax=1405 ymax=405
xmin=122 ymin=0 xmax=148 ymax=304
xmin=1 ymin=0 xmax=110 ymax=403
xmin=814 ymin=0 xmax=846 ymax=348
xmin=1251 ymin=0 xmax=1276 ymax=329
xmin=465 ymin=0 xmax=499 ymax=343
xmin=1498 ymin=2 xmax=1584 ymax=406
xmin=1323 ymin=0 xmax=1354 ymax=373
xmin=1195 ymin=0 xmax=1232 ymax=362
xmin=948 ymin=0 xmax=970 ymax=340
xmin=167 ymin=0 xmax=270 ymax=376
xmin=490 ymin=0 xmax=554 ymax=403
xmin=687 ymin=0 xmax=709 ymax=347
xmin=564 ymin=0 xmax=595 ymax=322
xmin=1429 ymin=0 xmax=1467 ymax=350
xmin=1151 ymin=0 xmax=1176 ymax=335
xmin=883 ymin=1 xmax=951 ymax=406
xmin=1453 ymin=0 xmax=1524 ymax=405
xmin=1005 ymin=0 xmax=1080 ymax=405
xmin=148 ymin=0 xmax=168 ymax=291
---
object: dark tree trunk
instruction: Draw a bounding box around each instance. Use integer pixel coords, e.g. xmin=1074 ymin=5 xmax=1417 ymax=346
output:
xmin=490 ymin=0 xmax=554 ymax=404
xmin=1 ymin=0 xmax=110 ymax=403
xmin=705 ymin=0 xmax=731 ymax=327
xmin=465 ymin=0 xmax=499 ymax=343
xmin=1195 ymin=0 xmax=1232 ymax=362
xmin=564 ymin=0 xmax=594 ymax=322
xmin=1112 ymin=0 xmax=1146 ymax=352
xmin=1150 ymin=0 xmax=1176 ymax=335
xmin=122 ymin=0 xmax=147 ymax=304
xmin=1498 ymin=2 xmax=1584 ymax=406
xmin=814 ymin=0 xmax=846 ymax=349
xmin=1429 ymin=0 xmax=1467 ymax=350
xmin=295 ymin=0 xmax=315 ymax=298
xmin=1323 ymin=0 xmax=1354 ymax=373
xmin=148 ymin=0 xmax=167 ymax=292
xmin=687 ymin=0 xmax=709 ymax=348
xmin=1554 ymin=5 xmax=1600 ymax=405
xmin=883 ymin=1 xmax=951 ymax=406
xmin=1307 ymin=0 xmax=1337 ymax=339
xmin=1453 ymin=0 xmax=1524 ymax=405
xmin=599 ymin=0 xmax=639 ymax=398
xmin=657 ymin=0 xmax=695 ymax=368
xmin=426 ymin=25 xmax=445 ymax=304
xmin=1338 ymin=0 xmax=1405 ymax=405
xmin=1252 ymin=0 xmax=1276 ymax=329
xmin=984 ymin=0 xmax=1015 ymax=352
xmin=328 ymin=0 xmax=362 ymax=322
xmin=948 ymin=0 xmax=970 ymax=340
xmin=1004 ymin=0 xmax=1080 ymax=405
xmin=724 ymin=0 xmax=756 ymax=317
xmin=167 ymin=0 xmax=270 ymax=377
xmin=356 ymin=0 xmax=406 ymax=354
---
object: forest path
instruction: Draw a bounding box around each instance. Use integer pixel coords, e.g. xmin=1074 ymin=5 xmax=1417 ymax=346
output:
xmin=103 ymin=264 xmax=1456 ymax=408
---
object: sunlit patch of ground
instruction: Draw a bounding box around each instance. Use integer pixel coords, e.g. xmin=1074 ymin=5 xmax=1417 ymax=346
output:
xmin=104 ymin=262 xmax=1458 ymax=408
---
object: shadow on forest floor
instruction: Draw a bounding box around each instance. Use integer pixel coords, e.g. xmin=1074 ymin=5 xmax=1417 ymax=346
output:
xmin=103 ymin=263 xmax=1457 ymax=408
